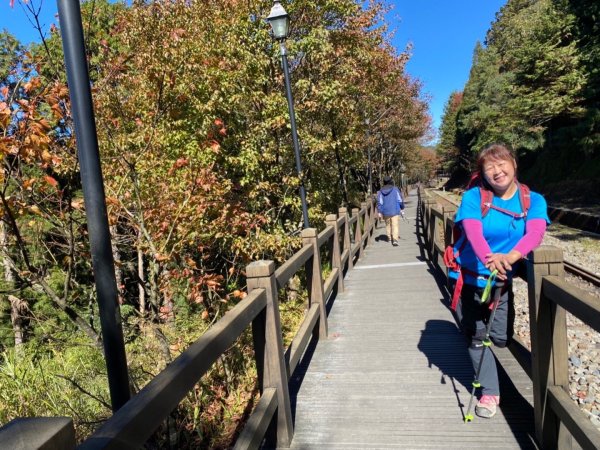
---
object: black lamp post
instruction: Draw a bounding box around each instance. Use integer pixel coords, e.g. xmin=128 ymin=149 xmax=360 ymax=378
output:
xmin=57 ymin=0 xmax=129 ymax=411
xmin=400 ymin=163 xmax=406 ymax=192
xmin=364 ymin=118 xmax=372 ymax=198
xmin=267 ymin=0 xmax=310 ymax=228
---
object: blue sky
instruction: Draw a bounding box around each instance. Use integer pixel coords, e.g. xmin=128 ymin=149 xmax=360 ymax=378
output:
xmin=387 ymin=0 xmax=506 ymax=140
xmin=0 ymin=0 xmax=58 ymax=44
xmin=1 ymin=0 xmax=506 ymax=141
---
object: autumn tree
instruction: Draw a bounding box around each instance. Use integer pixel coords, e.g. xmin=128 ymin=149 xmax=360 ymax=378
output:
xmin=1 ymin=0 xmax=431 ymax=445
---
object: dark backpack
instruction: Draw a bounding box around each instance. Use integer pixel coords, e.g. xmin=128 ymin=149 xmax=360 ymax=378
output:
xmin=443 ymin=175 xmax=531 ymax=310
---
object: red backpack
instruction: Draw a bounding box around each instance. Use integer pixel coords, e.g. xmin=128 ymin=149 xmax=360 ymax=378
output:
xmin=443 ymin=175 xmax=531 ymax=311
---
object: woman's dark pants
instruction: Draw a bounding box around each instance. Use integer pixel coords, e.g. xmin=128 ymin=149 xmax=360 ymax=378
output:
xmin=457 ymin=281 xmax=514 ymax=396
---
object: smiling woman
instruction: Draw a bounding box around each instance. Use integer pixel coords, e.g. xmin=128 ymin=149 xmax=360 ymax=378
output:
xmin=448 ymin=142 xmax=550 ymax=419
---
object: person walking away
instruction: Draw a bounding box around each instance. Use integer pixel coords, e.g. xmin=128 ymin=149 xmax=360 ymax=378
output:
xmin=377 ymin=176 xmax=405 ymax=246
xmin=448 ymin=143 xmax=549 ymax=418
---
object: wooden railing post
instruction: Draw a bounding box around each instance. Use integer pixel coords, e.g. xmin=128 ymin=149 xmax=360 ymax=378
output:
xmin=369 ymin=196 xmax=376 ymax=237
xmin=442 ymin=207 xmax=456 ymax=249
xmin=352 ymin=207 xmax=361 ymax=259
xmin=436 ymin=206 xmax=456 ymax=270
xmin=246 ymin=261 xmax=293 ymax=447
xmin=420 ymin=197 xmax=429 ymax=236
xmin=302 ymin=228 xmax=328 ymax=338
xmin=526 ymin=246 xmax=570 ymax=449
xmin=364 ymin=199 xmax=373 ymax=240
xmin=442 ymin=207 xmax=456 ymax=285
xmin=339 ymin=207 xmax=353 ymax=270
xmin=325 ymin=214 xmax=344 ymax=293
xmin=0 ymin=417 xmax=76 ymax=450
xmin=362 ymin=200 xmax=369 ymax=240
xmin=425 ymin=201 xmax=435 ymax=259
xmin=360 ymin=201 xmax=368 ymax=247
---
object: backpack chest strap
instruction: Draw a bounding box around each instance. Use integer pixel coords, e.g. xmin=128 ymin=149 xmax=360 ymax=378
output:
xmin=482 ymin=202 xmax=527 ymax=219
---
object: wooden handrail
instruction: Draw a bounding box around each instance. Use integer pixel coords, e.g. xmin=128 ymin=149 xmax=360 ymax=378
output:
xmin=317 ymin=225 xmax=334 ymax=248
xmin=417 ymin=186 xmax=600 ymax=450
xmin=275 ymin=244 xmax=312 ymax=288
xmin=542 ymin=276 xmax=600 ymax=332
xmin=79 ymin=288 xmax=268 ymax=449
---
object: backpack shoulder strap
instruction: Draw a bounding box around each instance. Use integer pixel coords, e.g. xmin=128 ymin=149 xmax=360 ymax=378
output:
xmin=517 ymin=182 xmax=531 ymax=217
xmin=479 ymin=187 xmax=494 ymax=218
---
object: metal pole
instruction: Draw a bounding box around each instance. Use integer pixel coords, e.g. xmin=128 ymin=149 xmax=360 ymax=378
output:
xmin=280 ymin=41 xmax=310 ymax=229
xmin=365 ymin=119 xmax=372 ymax=198
xmin=57 ymin=0 xmax=130 ymax=411
xmin=367 ymin=146 xmax=372 ymax=198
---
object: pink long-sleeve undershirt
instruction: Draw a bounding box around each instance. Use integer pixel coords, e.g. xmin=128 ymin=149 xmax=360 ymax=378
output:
xmin=462 ymin=219 xmax=491 ymax=264
xmin=513 ymin=218 xmax=547 ymax=256
xmin=462 ymin=218 xmax=547 ymax=264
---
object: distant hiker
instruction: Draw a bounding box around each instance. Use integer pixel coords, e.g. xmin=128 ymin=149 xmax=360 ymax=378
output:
xmin=377 ymin=175 xmax=405 ymax=246
xmin=448 ymin=143 xmax=549 ymax=418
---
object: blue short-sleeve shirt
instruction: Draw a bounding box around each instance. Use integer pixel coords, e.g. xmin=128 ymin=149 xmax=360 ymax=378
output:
xmin=448 ymin=186 xmax=550 ymax=287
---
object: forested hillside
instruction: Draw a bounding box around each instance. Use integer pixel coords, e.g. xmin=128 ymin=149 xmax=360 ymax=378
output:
xmin=437 ymin=0 xmax=599 ymax=206
xmin=0 ymin=0 xmax=430 ymax=446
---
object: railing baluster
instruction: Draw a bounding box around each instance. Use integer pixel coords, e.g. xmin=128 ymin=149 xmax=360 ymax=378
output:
xmin=339 ymin=207 xmax=353 ymax=271
xmin=527 ymin=246 xmax=571 ymax=449
xmin=353 ymin=207 xmax=361 ymax=259
xmin=360 ymin=202 xmax=367 ymax=249
xmin=302 ymin=229 xmax=328 ymax=338
xmin=326 ymin=214 xmax=344 ymax=294
xmin=0 ymin=417 xmax=76 ymax=450
xmin=246 ymin=261 xmax=293 ymax=448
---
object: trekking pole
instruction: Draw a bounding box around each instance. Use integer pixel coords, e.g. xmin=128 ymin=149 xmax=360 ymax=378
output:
xmin=463 ymin=270 xmax=501 ymax=423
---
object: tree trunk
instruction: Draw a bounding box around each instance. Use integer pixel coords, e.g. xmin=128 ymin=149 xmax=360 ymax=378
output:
xmin=332 ymin=127 xmax=349 ymax=206
xmin=8 ymin=295 xmax=26 ymax=347
xmin=1 ymin=221 xmax=26 ymax=348
xmin=148 ymin=259 xmax=160 ymax=318
xmin=110 ymin=225 xmax=124 ymax=305
xmin=137 ymin=235 xmax=146 ymax=316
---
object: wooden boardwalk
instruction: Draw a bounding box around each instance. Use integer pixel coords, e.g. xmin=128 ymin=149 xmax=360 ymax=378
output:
xmin=287 ymin=190 xmax=538 ymax=449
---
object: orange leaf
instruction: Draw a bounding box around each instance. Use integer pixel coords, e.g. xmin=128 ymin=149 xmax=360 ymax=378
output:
xmin=105 ymin=196 xmax=119 ymax=206
xmin=186 ymin=258 xmax=197 ymax=268
xmin=44 ymin=175 xmax=58 ymax=188
xmin=23 ymin=178 xmax=36 ymax=190
xmin=174 ymin=158 xmax=188 ymax=168
xmin=41 ymin=149 xmax=52 ymax=162
xmin=71 ymin=198 xmax=84 ymax=210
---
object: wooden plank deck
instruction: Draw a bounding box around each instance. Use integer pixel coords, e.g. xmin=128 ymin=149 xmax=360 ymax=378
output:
xmin=286 ymin=190 xmax=538 ymax=449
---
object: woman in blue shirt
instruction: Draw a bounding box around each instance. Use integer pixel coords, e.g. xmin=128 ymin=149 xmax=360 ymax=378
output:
xmin=449 ymin=143 xmax=550 ymax=418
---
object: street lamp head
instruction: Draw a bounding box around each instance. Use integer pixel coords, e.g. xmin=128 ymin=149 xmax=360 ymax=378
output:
xmin=267 ymin=0 xmax=290 ymax=41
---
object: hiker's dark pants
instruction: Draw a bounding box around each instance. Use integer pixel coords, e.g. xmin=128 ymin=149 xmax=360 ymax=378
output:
xmin=457 ymin=281 xmax=514 ymax=396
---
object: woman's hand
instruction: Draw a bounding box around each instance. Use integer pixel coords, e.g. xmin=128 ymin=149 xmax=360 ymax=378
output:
xmin=485 ymin=250 xmax=522 ymax=280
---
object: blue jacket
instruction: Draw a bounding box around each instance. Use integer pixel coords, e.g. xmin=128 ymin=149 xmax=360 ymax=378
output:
xmin=377 ymin=185 xmax=404 ymax=216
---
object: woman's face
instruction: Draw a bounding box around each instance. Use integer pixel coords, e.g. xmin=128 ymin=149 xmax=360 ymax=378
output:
xmin=482 ymin=156 xmax=517 ymax=195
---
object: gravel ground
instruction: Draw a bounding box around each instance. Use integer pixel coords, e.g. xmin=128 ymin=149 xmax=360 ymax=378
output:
xmin=512 ymin=223 xmax=600 ymax=430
